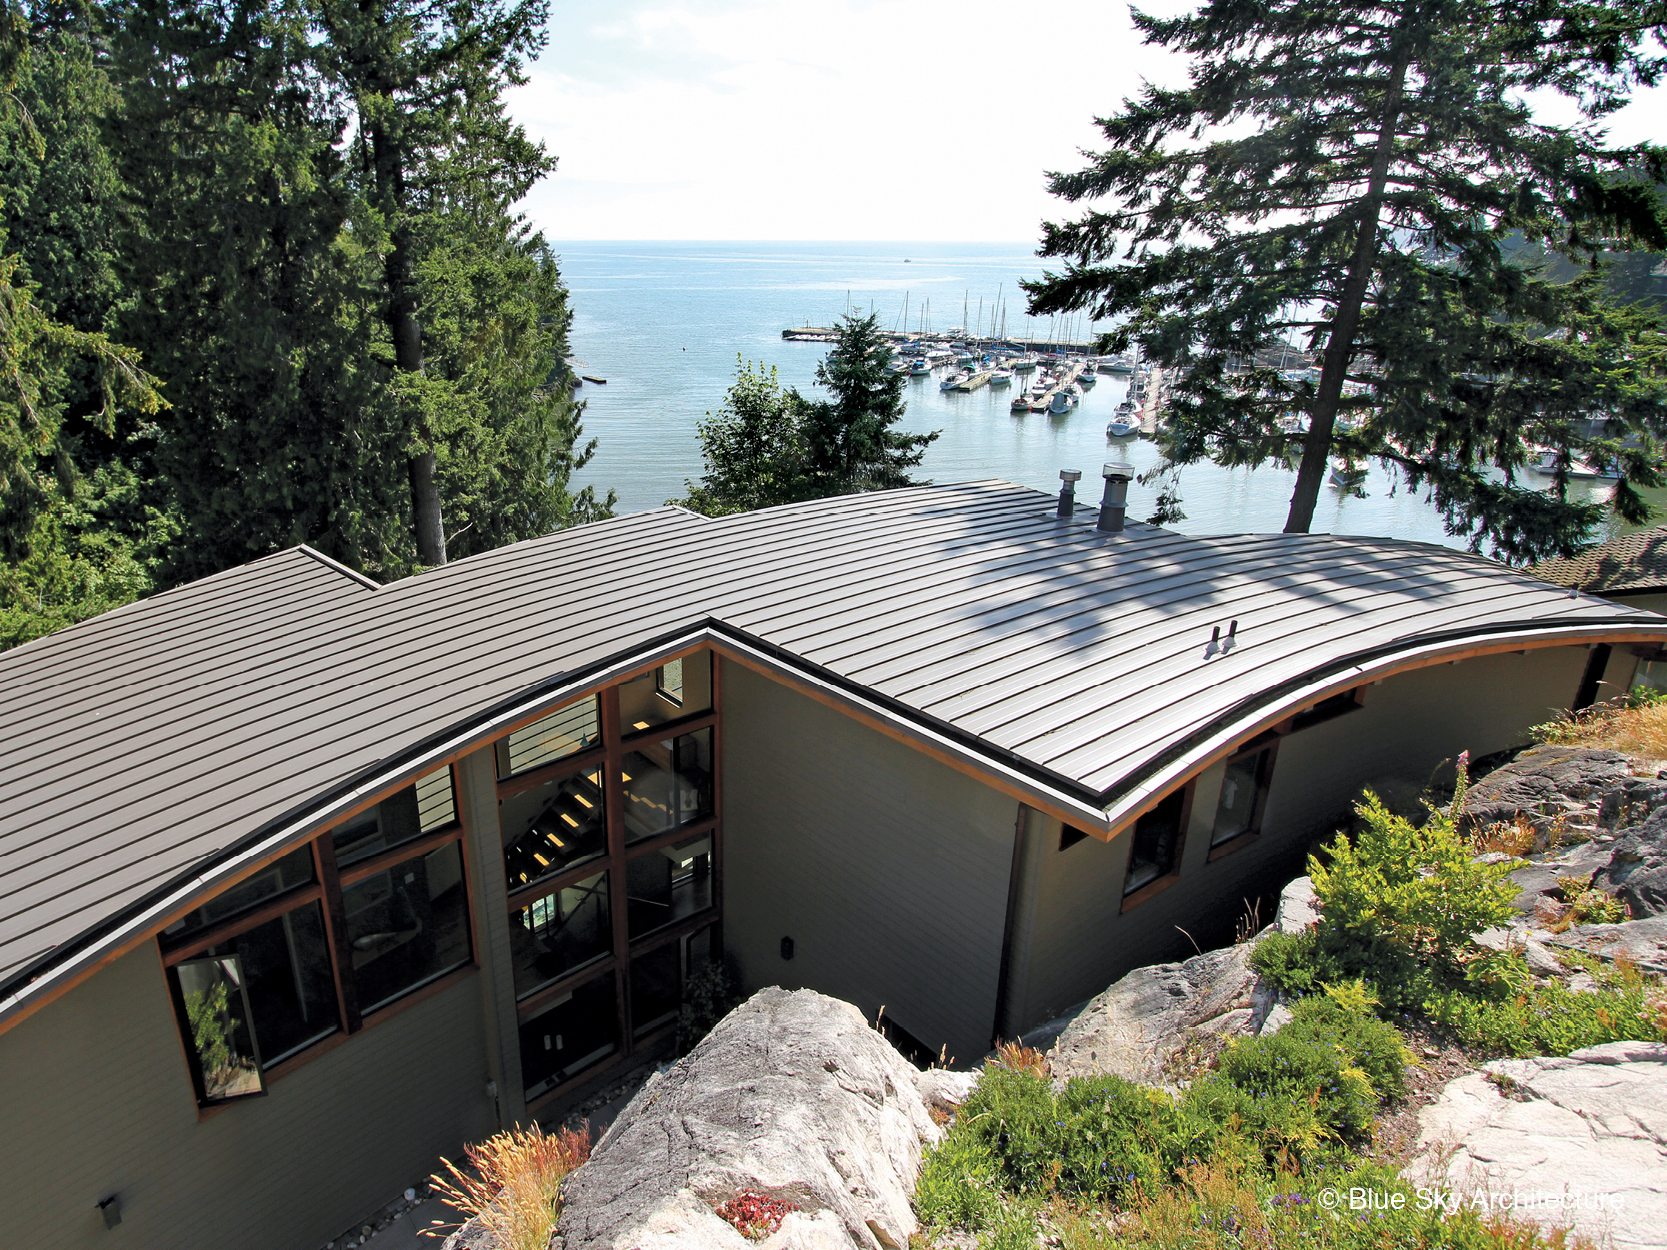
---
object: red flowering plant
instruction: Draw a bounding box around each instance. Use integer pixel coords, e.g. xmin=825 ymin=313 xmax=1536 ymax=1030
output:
xmin=714 ymin=1190 xmax=798 ymax=1240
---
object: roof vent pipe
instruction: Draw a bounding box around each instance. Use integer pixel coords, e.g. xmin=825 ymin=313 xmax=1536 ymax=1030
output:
xmin=1057 ymin=469 xmax=1082 ymax=518
xmin=1097 ymin=461 xmax=1135 ymax=533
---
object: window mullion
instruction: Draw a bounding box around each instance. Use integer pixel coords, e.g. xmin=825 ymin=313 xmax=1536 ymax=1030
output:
xmin=313 ymin=835 xmax=363 ymax=1033
xmin=601 ymin=685 xmax=633 ymax=1051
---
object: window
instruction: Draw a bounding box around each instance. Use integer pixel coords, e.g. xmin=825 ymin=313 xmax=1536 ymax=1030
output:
xmin=494 ymin=651 xmax=722 ymax=1108
xmin=162 ymin=764 xmax=469 ymax=1108
xmin=510 ymin=871 xmax=611 ymax=999
xmin=496 ymin=697 xmax=600 ymax=779
xmin=162 ymin=844 xmax=315 ymax=944
xmin=500 ymin=769 xmax=606 ymax=890
xmin=1289 ymin=687 xmax=1363 ymax=733
xmin=622 ymin=728 xmax=712 ymax=843
xmin=619 ymin=652 xmax=711 ymax=731
xmin=626 ymin=832 xmax=713 ymax=940
xmin=343 ymin=841 xmax=472 ymax=1014
xmin=1212 ymin=745 xmax=1276 ymax=849
xmin=630 ymin=943 xmax=680 ymax=1039
xmin=1123 ymin=789 xmax=1187 ymax=896
xmin=172 ymin=955 xmax=264 ymax=1104
xmin=519 ymin=977 xmax=618 ymax=1100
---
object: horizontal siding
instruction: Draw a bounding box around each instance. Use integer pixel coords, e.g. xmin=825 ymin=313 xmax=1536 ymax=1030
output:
xmin=0 ymin=943 xmax=494 ymax=1250
xmin=720 ymin=659 xmax=1015 ymax=1065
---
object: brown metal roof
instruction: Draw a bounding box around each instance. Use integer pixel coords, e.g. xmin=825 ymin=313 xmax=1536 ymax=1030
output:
xmin=3 ymin=480 xmax=1663 ymax=1014
xmin=1531 ymin=524 xmax=1667 ymax=596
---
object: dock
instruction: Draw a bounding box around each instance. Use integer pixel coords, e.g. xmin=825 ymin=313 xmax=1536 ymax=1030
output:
xmin=950 ymin=369 xmax=995 ymax=392
xmin=783 ymin=326 xmax=1099 ymax=354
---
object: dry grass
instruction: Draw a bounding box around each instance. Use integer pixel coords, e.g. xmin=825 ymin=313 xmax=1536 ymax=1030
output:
xmin=988 ymin=1040 xmax=1050 ymax=1078
xmin=427 ymin=1124 xmax=591 ymax=1250
xmin=1472 ymin=813 xmax=1542 ymax=857
xmin=1533 ymin=696 xmax=1667 ymax=759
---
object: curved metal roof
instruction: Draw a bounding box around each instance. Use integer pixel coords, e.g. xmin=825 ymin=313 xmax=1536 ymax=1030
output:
xmin=3 ymin=479 xmax=1663 ymax=1021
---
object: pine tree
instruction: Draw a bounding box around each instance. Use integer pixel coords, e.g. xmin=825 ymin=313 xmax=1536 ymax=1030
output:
xmin=802 ymin=313 xmax=936 ymax=492
xmin=1024 ymin=0 xmax=1667 ymax=563
xmin=317 ymin=0 xmax=555 ymax=566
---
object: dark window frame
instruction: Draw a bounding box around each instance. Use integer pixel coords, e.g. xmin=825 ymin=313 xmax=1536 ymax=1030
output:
xmin=1119 ymin=784 xmax=1195 ymax=912
xmin=496 ymin=647 xmax=724 ymax=1116
xmin=1207 ymin=737 xmax=1281 ymax=861
xmin=160 ymin=766 xmax=468 ymax=1112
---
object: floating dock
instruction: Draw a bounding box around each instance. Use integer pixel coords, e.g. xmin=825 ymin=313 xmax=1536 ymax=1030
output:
xmin=783 ymin=327 xmax=1099 ymax=354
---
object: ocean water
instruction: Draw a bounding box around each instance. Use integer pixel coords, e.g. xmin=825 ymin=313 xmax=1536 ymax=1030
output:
xmin=559 ymin=240 xmax=1615 ymax=549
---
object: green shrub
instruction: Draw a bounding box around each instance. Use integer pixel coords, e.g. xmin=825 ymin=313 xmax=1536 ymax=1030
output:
xmin=1280 ymin=983 xmax=1412 ymax=1101
xmin=676 ymin=960 xmax=741 ymax=1055
xmin=1423 ymin=967 xmax=1667 ymax=1057
xmin=1189 ymin=1027 xmax=1377 ymax=1150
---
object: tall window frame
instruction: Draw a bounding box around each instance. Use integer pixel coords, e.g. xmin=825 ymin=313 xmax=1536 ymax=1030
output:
xmin=159 ymin=765 xmax=472 ymax=1113
xmin=497 ymin=648 xmax=723 ymax=1113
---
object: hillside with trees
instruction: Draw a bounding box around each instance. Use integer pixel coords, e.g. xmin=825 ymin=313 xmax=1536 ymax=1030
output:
xmin=0 ymin=0 xmax=609 ymax=648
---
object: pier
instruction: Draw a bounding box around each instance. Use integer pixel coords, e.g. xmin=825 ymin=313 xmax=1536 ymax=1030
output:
xmin=782 ymin=326 xmax=1100 ymax=354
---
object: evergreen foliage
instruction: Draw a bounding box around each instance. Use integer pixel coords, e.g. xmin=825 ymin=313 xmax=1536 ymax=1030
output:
xmin=0 ymin=0 xmax=608 ymax=643
xmin=675 ymin=314 xmax=937 ymax=516
xmin=1024 ymin=0 xmax=1667 ymax=562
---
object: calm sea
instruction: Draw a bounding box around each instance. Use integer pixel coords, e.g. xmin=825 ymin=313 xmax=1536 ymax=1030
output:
xmin=559 ymin=240 xmax=1614 ymax=549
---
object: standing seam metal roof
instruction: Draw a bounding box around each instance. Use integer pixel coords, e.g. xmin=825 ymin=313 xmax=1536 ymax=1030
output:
xmin=3 ymin=480 xmax=1664 ymax=1009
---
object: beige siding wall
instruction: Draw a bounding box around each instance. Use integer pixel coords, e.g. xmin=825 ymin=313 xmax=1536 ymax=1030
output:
xmin=1007 ymin=645 xmax=1591 ymax=1034
xmin=721 ymin=660 xmax=1018 ymax=1064
xmin=0 ymin=946 xmax=495 ymax=1250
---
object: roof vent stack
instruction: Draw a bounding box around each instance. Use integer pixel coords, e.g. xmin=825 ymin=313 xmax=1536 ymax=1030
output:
xmin=1057 ymin=469 xmax=1082 ymax=518
xmin=1097 ymin=461 xmax=1135 ymax=533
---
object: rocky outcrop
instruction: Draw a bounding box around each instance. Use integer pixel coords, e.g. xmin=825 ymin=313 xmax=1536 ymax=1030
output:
xmin=550 ymin=988 xmax=941 ymax=1250
xmin=1595 ymin=807 xmax=1667 ymax=919
xmin=1460 ymin=745 xmax=1632 ymax=834
xmin=1404 ymin=1042 xmax=1667 ymax=1250
xmin=1048 ymin=943 xmax=1273 ymax=1085
xmin=1542 ymin=915 xmax=1667 ymax=975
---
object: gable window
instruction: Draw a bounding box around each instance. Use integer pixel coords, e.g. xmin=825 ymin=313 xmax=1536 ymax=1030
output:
xmin=160 ymin=764 xmax=468 ymax=1109
xmin=1210 ymin=743 xmax=1277 ymax=855
xmin=618 ymin=651 xmax=712 ymax=732
xmin=1122 ymin=788 xmax=1188 ymax=900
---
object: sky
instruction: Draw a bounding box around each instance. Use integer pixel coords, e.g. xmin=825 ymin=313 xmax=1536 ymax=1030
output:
xmin=506 ymin=0 xmax=1667 ymax=243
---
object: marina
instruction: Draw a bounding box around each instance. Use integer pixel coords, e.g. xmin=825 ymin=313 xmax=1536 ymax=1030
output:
xmin=560 ymin=241 xmax=1629 ymax=547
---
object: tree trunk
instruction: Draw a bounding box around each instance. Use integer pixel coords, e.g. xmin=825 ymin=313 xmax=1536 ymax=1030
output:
xmin=1283 ymin=49 xmax=1411 ymax=534
xmin=370 ymin=117 xmax=446 ymax=565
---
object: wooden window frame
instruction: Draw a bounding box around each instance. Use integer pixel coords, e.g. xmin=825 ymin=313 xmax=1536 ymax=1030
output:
xmin=159 ymin=767 xmax=473 ymax=1116
xmin=1119 ymin=783 xmax=1195 ymax=914
xmin=1206 ymin=736 xmax=1281 ymax=862
xmin=495 ymin=647 xmax=724 ymax=1106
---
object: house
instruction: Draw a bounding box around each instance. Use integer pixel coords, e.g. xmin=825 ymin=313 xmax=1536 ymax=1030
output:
xmin=2 ymin=478 xmax=1662 ymax=1249
xmin=1533 ymin=524 xmax=1667 ymax=693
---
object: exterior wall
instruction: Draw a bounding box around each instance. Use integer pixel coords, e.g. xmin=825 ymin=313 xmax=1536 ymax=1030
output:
xmin=720 ymin=659 xmax=1018 ymax=1064
xmin=1603 ymin=591 xmax=1667 ymax=616
xmin=0 ymin=945 xmax=494 ymax=1250
xmin=1006 ymin=644 xmax=1592 ymax=1034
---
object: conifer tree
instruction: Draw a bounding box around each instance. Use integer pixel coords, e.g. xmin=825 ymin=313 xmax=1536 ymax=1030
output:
xmin=802 ymin=313 xmax=936 ymax=492
xmin=1025 ymin=0 xmax=1667 ymax=562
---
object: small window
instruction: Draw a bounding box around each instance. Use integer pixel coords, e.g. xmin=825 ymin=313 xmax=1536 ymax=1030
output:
xmin=1212 ymin=746 xmax=1276 ymax=848
xmin=656 ymin=658 xmax=685 ymax=707
xmin=332 ymin=784 xmax=427 ymax=869
xmin=1123 ymin=789 xmax=1187 ymax=896
xmin=510 ymin=871 xmax=611 ymax=999
xmin=619 ymin=651 xmax=712 ymax=732
xmin=344 ymin=841 xmax=472 ymax=1015
xmin=415 ymin=765 xmax=458 ymax=832
xmin=172 ymin=955 xmax=265 ymax=1105
xmin=519 ymin=976 xmax=618 ymax=1099
xmin=1289 ymin=688 xmax=1363 ymax=733
xmin=497 ymin=697 xmax=600 ymax=779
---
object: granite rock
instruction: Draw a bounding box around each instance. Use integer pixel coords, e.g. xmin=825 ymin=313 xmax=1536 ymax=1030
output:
xmin=1594 ymin=806 xmax=1667 ymax=918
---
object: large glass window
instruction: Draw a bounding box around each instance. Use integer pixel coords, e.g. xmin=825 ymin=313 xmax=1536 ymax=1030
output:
xmin=193 ymin=903 xmax=341 ymax=1066
xmin=344 ymin=841 xmax=472 ymax=1014
xmin=501 ymin=768 xmax=606 ymax=890
xmin=510 ymin=871 xmax=611 ymax=999
xmin=519 ymin=977 xmax=618 ymax=1100
xmin=1212 ymin=747 xmax=1275 ymax=848
xmin=333 ymin=766 xmax=457 ymax=869
xmin=622 ymin=728 xmax=712 ymax=843
xmin=630 ymin=943 xmax=680 ymax=1040
xmin=173 ymin=955 xmax=264 ymax=1104
xmin=162 ymin=845 xmax=315 ymax=943
xmin=497 ymin=698 xmax=600 ymax=778
xmin=627 ymin=832 xmax=713 ymax=939
xmin=1123 ymin=789 xmax=1187 ymax=896
xmin=619 ymin=651 xmax=711 ymax=732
